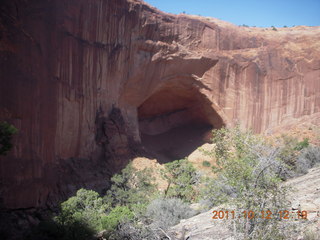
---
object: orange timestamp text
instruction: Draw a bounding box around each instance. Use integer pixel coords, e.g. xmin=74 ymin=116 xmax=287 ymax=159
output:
xmin=212 ymin=210 xmax=309 ymax=220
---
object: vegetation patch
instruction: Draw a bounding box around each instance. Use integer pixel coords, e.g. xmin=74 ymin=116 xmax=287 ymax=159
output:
xmin=202 ymin=160 xmax=211 ymax=167
xmin=28 ymin=126 xmax=320 ymax=239
xmin=0 ymin=121 xmax=17 ymax=155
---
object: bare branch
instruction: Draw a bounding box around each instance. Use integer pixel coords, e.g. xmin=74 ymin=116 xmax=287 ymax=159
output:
xmin=158 ymin=228 xmax=172 ymax=240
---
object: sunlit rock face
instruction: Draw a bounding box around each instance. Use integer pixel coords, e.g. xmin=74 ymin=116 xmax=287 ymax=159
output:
xmin=0 ymin=0 xmax=319 ymax=209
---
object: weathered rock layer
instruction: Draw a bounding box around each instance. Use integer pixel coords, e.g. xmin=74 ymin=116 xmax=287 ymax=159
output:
xmin=0 ymin=0 xmax=319 ymax=209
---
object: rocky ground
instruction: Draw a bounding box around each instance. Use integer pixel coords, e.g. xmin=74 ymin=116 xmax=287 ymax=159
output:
xmin=286 ymin=167 xmax=320 ymax=225
xmin=169 ymin=167 xmax=320 ymax=240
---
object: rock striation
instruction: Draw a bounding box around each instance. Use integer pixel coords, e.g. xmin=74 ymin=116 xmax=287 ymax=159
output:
xmin=0 ymin=0 xmax=320 ymax=209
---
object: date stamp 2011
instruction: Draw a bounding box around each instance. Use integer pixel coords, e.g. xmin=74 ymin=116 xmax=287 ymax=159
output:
xmin=212 ymin=210 xmax=309 ymax=220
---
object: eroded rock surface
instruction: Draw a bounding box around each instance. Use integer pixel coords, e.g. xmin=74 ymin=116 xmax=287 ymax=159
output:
xmin=286 ymin=167 xmax=320 ymax=222
xmin=0 ymin=0 xmax=320 ymax=208
xmin=170 ymin=167 xmax=320 ymax=240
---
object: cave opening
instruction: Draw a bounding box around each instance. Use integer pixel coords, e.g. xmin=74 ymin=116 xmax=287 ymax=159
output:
xmin=138 ymin=82 xmax=225 ymax=163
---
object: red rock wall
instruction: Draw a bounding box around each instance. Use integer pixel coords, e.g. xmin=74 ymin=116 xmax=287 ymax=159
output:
xmin=0 ymin=0 xmax=319 ymax=209
xmin=0 ymin=0 xmax=142 ymax=209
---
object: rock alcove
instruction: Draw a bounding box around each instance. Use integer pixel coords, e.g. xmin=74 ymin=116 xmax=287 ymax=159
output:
xmin=138 ymin=82 xmax=225 ymax=163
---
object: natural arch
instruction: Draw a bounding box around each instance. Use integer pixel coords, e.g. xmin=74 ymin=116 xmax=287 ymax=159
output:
xmin=138 ymin=81 xmax=224 ymax=163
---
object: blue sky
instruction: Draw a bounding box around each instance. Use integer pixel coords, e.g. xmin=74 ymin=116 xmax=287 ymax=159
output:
xmin=143 ymin=0 xmax=320 ymax=27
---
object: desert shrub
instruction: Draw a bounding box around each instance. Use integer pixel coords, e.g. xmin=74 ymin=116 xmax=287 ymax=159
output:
xmin=272 ymin=135 xmax=315 ymax=178
xmin=162 ymin=159 xmax=201 ymax=202
xmin=202 ymin=160 xmax=211 ymax=167
xmin=105 ymin=198 xmax=196 ymax=239
xmin=295 ymin=138 xmax=309 ymax=150
xmin=0 ymin=121 xmax=17 ymax=155
xmin=277 ymin=135 xmax=300 ymax=168
xmin=112 ymin=221 xmax=165 ymax=240
xmin=32 ymin=163 xmax=166 ymax=240
xmin=55 ymin=189 xmax=108 ymax=235
xmin=202 ymin=127 xmax=293 ymax=239
xmin=200 ymin=175 xmax=237 ymax=208
xmin=145 ymin=198 xmax=196 ymax=230
xmin=104 ymin=163 xmax=157 ymax=208
xmin=296 ymin=145 xmax=320 ymax=174
xmin=109 ymin=222 xmax=146 ymax=240
xmin=295 ymin=157 xmax=311 ymax=175
xmin=27 ymin=189 xmax=107 ymax=240
xmin=101 ymin=206 xmax=134 ymax=236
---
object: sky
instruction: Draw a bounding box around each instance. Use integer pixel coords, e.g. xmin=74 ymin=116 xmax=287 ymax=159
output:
xmin=143 ymin=0 xmax=320 ymax=28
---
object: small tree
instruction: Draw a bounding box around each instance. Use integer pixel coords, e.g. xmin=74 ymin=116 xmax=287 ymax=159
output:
xmin=162 ymin=159 xmax=200 ymax=202
xmin=53 ymin=189 xmax=108 ymax=240
xmin=202 ymin=127 xmax=293 ymax=239
xmin=101 ymin=206 xmax=134 ymax=237
xmin=104 ymin=163 xmax=157 ymax=208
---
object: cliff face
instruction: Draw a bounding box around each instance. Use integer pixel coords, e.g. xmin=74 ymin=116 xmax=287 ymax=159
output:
xmin=0 ymin=0 xmax=319 ymax=209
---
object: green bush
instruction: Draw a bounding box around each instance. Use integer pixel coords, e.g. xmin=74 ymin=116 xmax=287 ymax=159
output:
xmin=275 ymin=135 xmax=315 ymax=177
xmin=27 ymin=189 xmax=107 ymax=240
xmin=55 ymin=189 xmax=108 ymax=234
xmin=202 ymin=127 xmax=293 ymax=239
xmin=162 ymin=159 xmax=200 ymax=202
xmin=295 ymin=138 xmax=309 ymax=151
xmin=0 ymin=121 xmax=17 ymax=155
xmin=202 ymin=160 xmax=211 ymax=167
xmin=276 ymin=135 xmax=306 ymax=172
xmin=101 ymin=206 xmax=134 ymax=235
xmin=104 ymin=163 xmax=157 ymax=208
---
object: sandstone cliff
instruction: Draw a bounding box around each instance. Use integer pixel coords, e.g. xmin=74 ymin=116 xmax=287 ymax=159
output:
xmin=0 ymin=0 xmax=319 ymax=209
